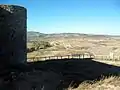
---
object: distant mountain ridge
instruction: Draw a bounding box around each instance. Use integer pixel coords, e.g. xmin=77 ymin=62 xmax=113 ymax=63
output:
xmin=27 ymin=31 xmax=46 ymax=41
xmin=27 ymin=31 xmax=120 ymax=41
xmin=27 ymin=31 xmax=45 ymax=37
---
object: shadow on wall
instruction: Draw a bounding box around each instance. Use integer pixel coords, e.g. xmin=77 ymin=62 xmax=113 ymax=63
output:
xmin=0 ymin=6 xmax=13 ymax=69
xmin=29 ymin=58 xmax=120 ymax=89
xmin=0 ymin=5 xmax=26 ymax=70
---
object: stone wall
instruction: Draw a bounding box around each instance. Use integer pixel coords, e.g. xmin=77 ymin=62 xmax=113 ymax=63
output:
xmin=0 ymin=5 xmax=27 ymax=68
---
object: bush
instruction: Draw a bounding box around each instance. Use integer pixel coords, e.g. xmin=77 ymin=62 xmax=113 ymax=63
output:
xmin=27 ymin=47 xmax=36 ymax=53
xmin=32 ymin=41 xmax=52 ymax=50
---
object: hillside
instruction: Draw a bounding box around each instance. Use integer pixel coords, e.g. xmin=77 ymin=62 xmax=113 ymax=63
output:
xmin=27 ymin=31 xmax=46 ymax=42
xmin=27 ymin=31 xmax=119 ymax=42
xmin=27 ymin=31 xmax=120 ymax=61
xmin=26 ymin=31 xmax=120 ymax=90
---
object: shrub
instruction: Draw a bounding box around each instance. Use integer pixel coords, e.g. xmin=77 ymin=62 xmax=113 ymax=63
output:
xmin=27 ymin=47 xmax=36 ymax=53
xmin=32 ymin=41 xmax=52 ymax=50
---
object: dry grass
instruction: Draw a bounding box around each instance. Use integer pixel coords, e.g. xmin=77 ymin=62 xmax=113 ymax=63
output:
xmin=27 ymin=37 xmax=120 ymax=61
xmin=68 ymin=76 xmax=120 ymax=90
xmin=27 ymin=37 xmax=120 ymax=90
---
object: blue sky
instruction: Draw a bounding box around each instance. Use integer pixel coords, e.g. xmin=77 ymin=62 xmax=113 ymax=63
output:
xmin=1 ymin=0 xmax=120 ymax=35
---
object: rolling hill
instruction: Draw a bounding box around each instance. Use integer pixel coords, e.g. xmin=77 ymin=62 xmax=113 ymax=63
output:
xmin=27 ymin=31 xmax=120 ymax=42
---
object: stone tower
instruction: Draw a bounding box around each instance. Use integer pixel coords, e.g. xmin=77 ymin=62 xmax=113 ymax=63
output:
xmin=0 ymin=5 xmax=27 ymax=69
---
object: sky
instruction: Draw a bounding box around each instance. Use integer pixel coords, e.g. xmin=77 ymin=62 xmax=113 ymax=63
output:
xmin=0 ymin=0 xmax=120 ymax=35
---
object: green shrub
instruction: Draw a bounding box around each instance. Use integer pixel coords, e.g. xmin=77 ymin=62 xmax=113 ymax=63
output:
xmin=32 ymin=41 xmax=52 ymax=50
xmin=27 ymin=47 xmax=36 ymax=53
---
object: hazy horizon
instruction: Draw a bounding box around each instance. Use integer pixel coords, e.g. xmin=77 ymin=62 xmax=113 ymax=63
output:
xmin=28 ymin=30 xmax=120 ymax=36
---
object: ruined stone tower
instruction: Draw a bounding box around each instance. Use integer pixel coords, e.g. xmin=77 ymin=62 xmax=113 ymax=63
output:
xmin=0 ymin=5 xmax=27 ymax=69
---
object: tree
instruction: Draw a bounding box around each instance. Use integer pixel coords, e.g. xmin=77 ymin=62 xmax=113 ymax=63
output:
xmin=32 ymin=41 xmax=52 ymax=50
